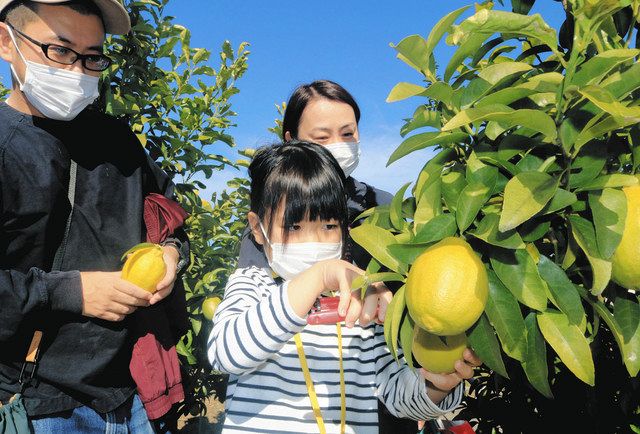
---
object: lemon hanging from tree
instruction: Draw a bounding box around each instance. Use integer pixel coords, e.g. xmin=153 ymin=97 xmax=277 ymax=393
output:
xmin=405 ymin=237 xmax=489 ymax=336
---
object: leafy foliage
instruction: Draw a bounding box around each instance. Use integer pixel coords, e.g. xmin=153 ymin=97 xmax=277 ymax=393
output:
xmin=362 ymin=0 xmax=640 ymax=431
xmin=100 ymin=0 xmax=251 ymax=418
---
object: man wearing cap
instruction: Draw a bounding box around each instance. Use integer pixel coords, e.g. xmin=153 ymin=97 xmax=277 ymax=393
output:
xmin=0 ymin=0 xmax=188 ymax=431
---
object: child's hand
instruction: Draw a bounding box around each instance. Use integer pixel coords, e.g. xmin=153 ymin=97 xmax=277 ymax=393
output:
xmin=420 ymin=348 xmax=482 ymax=393
xmin=316 ymin=259 xmax=365 ymax=326
xmin=359 ymin=281 xmax=392 ymax=326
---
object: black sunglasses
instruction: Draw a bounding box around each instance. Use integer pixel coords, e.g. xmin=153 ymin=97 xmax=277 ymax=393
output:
xmin=7 ymin=23 xmax=112 ymax=72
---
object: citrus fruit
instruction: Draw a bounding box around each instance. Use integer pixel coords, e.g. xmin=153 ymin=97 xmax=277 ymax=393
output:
xmin=406 ymin=237 xmax=488 ymax=336
xmin=412 ymin=326 xmax=467 ymax=374
xmin=611 ymin=185 xmax=640 ymax=290
xmin=202 ymin=296 xmax=222 ymax=321
xmin=121 ymin=243 xmax=166 ymax=293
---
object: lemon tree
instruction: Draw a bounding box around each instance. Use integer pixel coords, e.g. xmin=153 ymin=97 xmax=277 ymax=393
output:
xmin=351 ymin=0 xmax=640 ymax=431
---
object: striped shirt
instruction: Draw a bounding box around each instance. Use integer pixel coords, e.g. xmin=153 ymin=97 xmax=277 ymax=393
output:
xmin=207 ymin=267 xmax=463 ymax=433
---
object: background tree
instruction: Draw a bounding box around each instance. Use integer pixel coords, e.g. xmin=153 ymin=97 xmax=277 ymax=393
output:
xmin=354 ymin=0 xmax=640 ymax=432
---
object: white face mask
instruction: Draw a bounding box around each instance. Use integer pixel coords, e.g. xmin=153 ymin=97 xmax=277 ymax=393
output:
xmin=324 ymin=141 xmax=361 ymax=178
xmin=8 ymin=27 xmax=100 ymax=121
xmin=259 ymin=222 xmax=342 ymax=281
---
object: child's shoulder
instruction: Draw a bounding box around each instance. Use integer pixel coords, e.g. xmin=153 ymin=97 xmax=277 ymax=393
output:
xmin=228 ymin=266 xmax=276 ymax=287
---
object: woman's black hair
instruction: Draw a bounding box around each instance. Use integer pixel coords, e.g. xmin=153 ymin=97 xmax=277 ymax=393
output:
xmin=249 ymin=141 xmax=348 ymax=245
xmin=281 ymin=80 xmax=361 ymax=140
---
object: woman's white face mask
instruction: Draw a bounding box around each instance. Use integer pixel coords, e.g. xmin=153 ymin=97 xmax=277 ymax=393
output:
xmin=324 ymin=141 xmax=361 ymax=178
xmin=7 ymin=26 xmax=100 ymax=121
xmin=259 ymin=221 xmax=342 ymax=281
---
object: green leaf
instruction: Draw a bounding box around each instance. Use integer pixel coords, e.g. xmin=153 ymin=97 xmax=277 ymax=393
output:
xmin=350 ymin=224 xmax=406 ymax=274
xmin=399 ymin=313 xmax=416 ymax=369
xmin=401 ymin=106 xmax=442 ymax=137
xmin=540 ymin=188 xmax=577 ymax=215
xmin=442 ymin=165 xmax=466 ymax=213
xmin=390 ymin=35 xmax=429 ymax=72
xmin=522 ymin=313 xmax=553 ymax=399
xmin=390 ymin=182 xmax=411 ymax=231
xmin=414 ymin=178 xmax=442 ymax=230
xmin=448 ymin=10 xmax=558 ymax=54
xmin=390 ymin=285 xmax=407 ymax=361
xmin=467 ymin=314 xmax=509 ymax=378
xmin=424 ymin=5 xmax=471 ymax=75
xmin=421 ymin=82 xmax=455 ymax=106
xmin=412 ymin=213 xmax=458 ymax=244
xmin=579 ymin=85 xmax=640 ymax=119
xmin=456 ymin=166 xmax=498 ymax=232
xmin=615 ymin=297 xmax=640 ymax=344
xmin=589 ymin=188 xmax=627 ymax=259
xmin=512 ymin=0 xmax=536 ymax=15
xmin=384 ymin=289 xmax=400 ymax=359
xmin=485 ymin=270 xmax=527 ymax=362
xmin=575 ymin=173 xmax=639 ymax=191
xmin=520 ymin=220 xmax=551 ymax=242
xmin=388 ymin=244 xmax=427 ymax=266
xmin=579 ymin=288 xmax=640 ymax=377
xmin=491 ymin=248 xmax=548 ymax=311
xmin=499 ymin=171 xmax=558 ymax=232
xmin=469 ymin=213 xmax=526 ymax=249
xmin=537 ymin=310 xmax=595 ymax=386
xmin=414 ymin=148 xmax=456 ymax=198
xmin=537 ymin=255 xmax=586 ymax=325
xmin=475 ymin=87 xmax=539 ymax=107
xmin=568 ymin=141 xmax=607 ymax=189
xmin=442 ymin=105 xmax=557 ymax=140
xmin=387 ymin=82 xmax=428 ymax=103
xmin=569 ymin=215 xmax=612 ymax=295
xmin=388 ymin=132 xmax=467 ymax=166
xmin=444 ymin=32 xmax=488 ymax=82
xmin=571 ymin=49 xmax=640 ymax=87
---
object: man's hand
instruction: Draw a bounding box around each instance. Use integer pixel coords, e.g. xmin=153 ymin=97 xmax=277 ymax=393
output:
xmin=149 ymin=245 xmax=180 ymax=305
xmin=80 ymin=271 xmax=152 ymax=321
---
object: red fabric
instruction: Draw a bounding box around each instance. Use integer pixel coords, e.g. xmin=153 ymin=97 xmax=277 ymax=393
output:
xmin=129 ymin=193 xmax=189 ymax=420
xmin=143 ymin=193 xmax=189 ymax=245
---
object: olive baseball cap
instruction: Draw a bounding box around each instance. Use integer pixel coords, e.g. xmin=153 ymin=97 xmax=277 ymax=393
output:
xmin=0 ymin=0 xmax=131 ymax=34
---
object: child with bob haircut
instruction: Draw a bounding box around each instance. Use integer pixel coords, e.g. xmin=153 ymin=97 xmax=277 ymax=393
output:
xmin=207 ymin=142 xmax=479 ymax=433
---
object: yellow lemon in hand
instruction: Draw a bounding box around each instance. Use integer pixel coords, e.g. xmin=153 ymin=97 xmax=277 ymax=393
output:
xmin=406 ymin=237 xmax=488 ymax=336
xmin=611 ymin=185 xmax=640 ymax=290
xmin=122 ymin=243 xmax=166 ymax=293
xmin=413 ymin=326 xmax=467 ymax=374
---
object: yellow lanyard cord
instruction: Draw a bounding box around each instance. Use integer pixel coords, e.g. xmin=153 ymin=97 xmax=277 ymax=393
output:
xmin=294 ymin=324 xmax=346 ymax=434
xmin=337 ymin=323 xmax=346 ymax=434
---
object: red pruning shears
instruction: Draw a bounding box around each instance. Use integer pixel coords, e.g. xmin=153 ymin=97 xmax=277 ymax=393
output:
xmin=307 ymin=296 xmax=345 ymax=325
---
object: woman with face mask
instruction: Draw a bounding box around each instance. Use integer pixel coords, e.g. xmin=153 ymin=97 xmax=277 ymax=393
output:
xmin=239 ymin=80 xmax=394 ymax=316
xmin=208 ymin=142 xmax=475 ymax=434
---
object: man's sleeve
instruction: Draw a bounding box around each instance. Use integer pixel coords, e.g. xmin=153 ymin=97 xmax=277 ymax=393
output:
xmin=0 ymin=268 xmax=83 ymax=341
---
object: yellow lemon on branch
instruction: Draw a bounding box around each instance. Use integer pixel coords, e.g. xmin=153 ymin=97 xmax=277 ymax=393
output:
xmin=412 ymin=327 xmax=467 ymax=374
xmin=611 ymin=185 xmax=640 ymax=290
xmin=406 ymin=237 xmax=488 ymax=336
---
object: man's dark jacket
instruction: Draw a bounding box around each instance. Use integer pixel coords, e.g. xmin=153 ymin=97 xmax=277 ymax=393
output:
xmin=0 ymin=102 xmax=187 ymax=416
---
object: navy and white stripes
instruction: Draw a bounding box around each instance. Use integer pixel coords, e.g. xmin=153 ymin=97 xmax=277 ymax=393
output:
xmin=208 ymin=267 xmax=463 ymax=433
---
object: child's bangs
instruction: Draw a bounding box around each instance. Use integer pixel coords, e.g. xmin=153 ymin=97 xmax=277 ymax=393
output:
xmin=279 ymin=172 xmax=345 ymax=228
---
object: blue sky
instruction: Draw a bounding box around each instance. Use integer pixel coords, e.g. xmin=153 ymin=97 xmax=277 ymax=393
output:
xmin=0 ymin=0 xmax=564 ymax=197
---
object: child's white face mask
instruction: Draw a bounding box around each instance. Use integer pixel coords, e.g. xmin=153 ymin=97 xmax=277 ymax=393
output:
xmin=259 ymin=221 xmax=343 ymax=280
xmin=324 ymin=141 xmax=361 ymax=178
